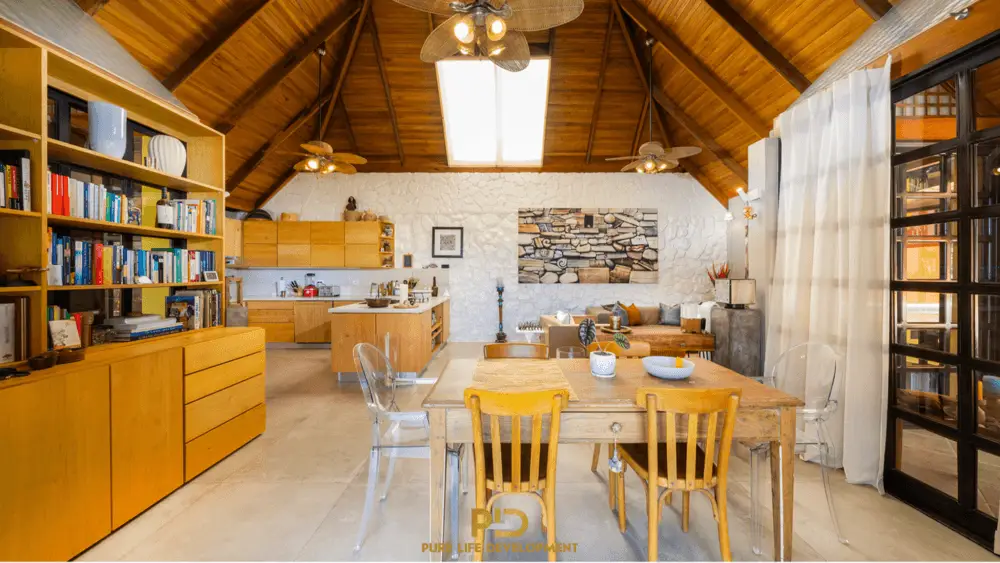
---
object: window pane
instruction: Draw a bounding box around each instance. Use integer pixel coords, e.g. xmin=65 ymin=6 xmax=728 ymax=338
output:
xmin=893 ymin=292 xmax=958 ymax=354
xmin=893 ymin=222 xmax=958 ymax=282
xmin=974 ymin=217 xmax=999 ymax=283
xmin=894 ymin=355 xmax=959 ymax=427
xmin=978 ymin=449 xmax=1000 ymax=517
xmin=973 ymin=140 xmax=1000 ymax=207
xmin=977 ymin=372 xmax=1000 ymax=442
xmin=975 ymin=295 xmax=1000 ymax=363
xmin=896 ymin=79 xmax=957 ymax=154
xmin=974 ymin=57 xmax=1000 ymax=131
xmin=894 ymin=152 xmax=958 ymax=217
xmin=894 ymin=420 xmax=958 ymax=498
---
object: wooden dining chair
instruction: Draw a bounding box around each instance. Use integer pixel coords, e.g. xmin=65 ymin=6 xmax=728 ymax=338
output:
xmin=614 ymin=387 xmax=742 ymax=562
xmin=588 ymin=342 xmax=651 ymax=474
xmin=464 ymin=387 xmax=569 ymax=562
xmin=483 ymin=342 xmax=549 ymax=359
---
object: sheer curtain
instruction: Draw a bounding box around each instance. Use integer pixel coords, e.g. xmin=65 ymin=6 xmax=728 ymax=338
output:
xmin=765 ymin=62 xmax=892 ymax=487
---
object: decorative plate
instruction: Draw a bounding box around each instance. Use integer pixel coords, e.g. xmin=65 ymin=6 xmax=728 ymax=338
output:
xmin=599 ymin=326 xmax=632 ymax=334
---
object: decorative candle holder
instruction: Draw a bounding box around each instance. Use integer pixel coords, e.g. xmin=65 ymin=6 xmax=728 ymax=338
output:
xmin=495 ymin=278 xmax=507 ymax=343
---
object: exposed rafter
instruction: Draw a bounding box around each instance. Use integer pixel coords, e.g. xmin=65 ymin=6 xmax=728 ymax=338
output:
xmin=164 ymin=0 xmax=274 ymax=92
xmin=369 ymin=12 xmax=404 ymax=166
xmin=618 ymin=0 xmax=769 ymax=138
xmin=630 ymin=95 xmax=650 ymax=157
xmin=215 ymin=3 xmax=361 ymax=134
xmin=854 ymin=0 xmax=892 ymax=19
xmin=700 ymin=0 xmax=810 ymax=93
xmin=337 ymin=98 xmax=358 ymax=154
xmin=585 ymin=3 xmax=616 ymax=164
xmin=319 ymin=0 xmax=373 ymax=141
xmin=77 ymin=0 xmax=110 ymax=16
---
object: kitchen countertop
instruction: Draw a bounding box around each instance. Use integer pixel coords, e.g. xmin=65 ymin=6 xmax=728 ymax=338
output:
xmin=243 ymin=295 xmax=375 ymax=302
xmin=328 ymin=295 xmax=449 ymax=314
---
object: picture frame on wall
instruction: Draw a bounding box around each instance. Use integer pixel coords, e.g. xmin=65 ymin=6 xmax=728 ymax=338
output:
xmin=432 ymin=227 xmax=464 ymax=258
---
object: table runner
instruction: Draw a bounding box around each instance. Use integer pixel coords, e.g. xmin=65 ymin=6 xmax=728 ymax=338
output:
xmin=470 ymin=358 xmax=579 ymax=401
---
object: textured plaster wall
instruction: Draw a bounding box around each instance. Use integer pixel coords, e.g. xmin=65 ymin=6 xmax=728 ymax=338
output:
xmin=262 ymin=173 xmax=727 ymax=342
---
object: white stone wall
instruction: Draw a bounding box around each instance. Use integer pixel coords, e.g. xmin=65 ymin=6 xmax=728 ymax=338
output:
xmin=262 ymin=172 xmax=727 ymax=342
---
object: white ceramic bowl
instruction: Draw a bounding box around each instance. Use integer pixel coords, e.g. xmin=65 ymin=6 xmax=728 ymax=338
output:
xmin=642 ymin=356 xmax=695 ymax=380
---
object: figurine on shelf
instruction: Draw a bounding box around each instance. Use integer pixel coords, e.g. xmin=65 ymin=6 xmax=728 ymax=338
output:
xmin=495 ymin=278 xmax=507 ymax=343
xmin=344 ymin=196 xmax=361 ymax=221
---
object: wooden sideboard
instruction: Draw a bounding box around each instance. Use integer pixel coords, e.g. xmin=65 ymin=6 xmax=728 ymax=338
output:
xmin=241 ymin=220 xmax=394 ymax=268
xmin=0 ymin=327 xmax=265 ymax=561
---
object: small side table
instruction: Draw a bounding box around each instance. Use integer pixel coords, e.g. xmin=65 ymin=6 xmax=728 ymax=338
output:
xmin=710 ymin=307 xmax=763 ymax=379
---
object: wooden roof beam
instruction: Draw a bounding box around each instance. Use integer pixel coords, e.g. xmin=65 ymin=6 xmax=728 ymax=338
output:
xmin=77 ymin=0 xmax=110 ymax=16
xmin=854 ymin=0 xmax=892 ymax=19
xmin=369 ymin=12 xmax=404 ymax=166
xmin=319 ymin=0 xmax=373 ymax=140
xmin=215 ymin=2 xmax=362 ymax=134
xmin=630 ymin=95 xmax=650 ymax=157
xmin=164 ymin=0 xmax=274 ymax=92
xmin=700 ymin=0 xmax=810 ymax=93
xmin=617 ymin=0 xmax=769 ymax=137
xmin=585 ymin=4 xmax=616 ymax=164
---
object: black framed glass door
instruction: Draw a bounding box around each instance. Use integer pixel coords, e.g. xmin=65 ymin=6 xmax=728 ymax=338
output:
xmin=887 ymin=31 xmax=1000 ymax=550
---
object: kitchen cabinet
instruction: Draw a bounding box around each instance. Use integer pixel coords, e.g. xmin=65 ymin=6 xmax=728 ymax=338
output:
xmin=242 ymin=220 xmax=391 ymax=269
xmin=331 ymin=313 xmax=377 ymax=371
xmin=243 ymin=220 xmax=276 ymax=244
xmin=311 ymin=244 xmax=345 ymax=267
xmin=294 ymin=301 xmax=333 ymax=343
xmin=277 ymin=243 xmax=310 ymax=267
xmin=248 ymin=300 xmax=296 ymax=343
xmin=345 ymin=221 xmax=380 ymax=244
xmin=346 ymin=244 xmax=380 ymax=268
xmin=243 ymin=243 xmax=277 ymax=267
xmin=277 ymin=221 xmax=311 ymax=244
xmin=311 ymin=221 xmax=345 ymax=244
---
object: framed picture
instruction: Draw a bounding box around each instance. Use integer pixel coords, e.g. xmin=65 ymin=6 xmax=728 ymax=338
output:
xmin=49 ymin=320 xmax=81 ymax=350
xmin=203 ymin=271 xmax=219 ymax=282
xmin=403 ymin=253 xmax=413 ymax=268
xmin=432 ymin=227 xmax=464 ymax=258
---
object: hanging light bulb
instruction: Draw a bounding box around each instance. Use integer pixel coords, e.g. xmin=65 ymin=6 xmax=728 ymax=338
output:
xmin=489 ymin=44 xmax=506 ymax=57
xmin=486 ymin=14 xmax=507 ymax=41
xmin=325 ymin=162 xmax=336 ymax=174
xmin=644 ymin=159 xmax=655 ymax=171
xmin=657 ymin=162 xmax=668 ymax=171
xmin=307 ymin=158 xmax=320 ymax=170
xmin=458 ymin=43 xmax=473 ymax=55
xmin=453 ymin=16 xmax=475 ymax=44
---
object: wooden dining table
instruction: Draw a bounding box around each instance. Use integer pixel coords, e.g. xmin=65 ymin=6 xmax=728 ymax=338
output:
xmin=422 ymin=357 xmax=804 ymax=561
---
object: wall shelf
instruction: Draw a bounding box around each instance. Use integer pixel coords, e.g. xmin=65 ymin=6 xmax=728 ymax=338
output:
xmin=47 ymin=281 xmax=223 ymax=291
xmin=0 ymin=122 xmax=40 ymax=141
xmin=0 ymin=207 xmax=41 ymax=219
xmin=47 ymin=215 xmax=221 ymax=241
xmin=0 ymin=286 xmax=41 ymax=294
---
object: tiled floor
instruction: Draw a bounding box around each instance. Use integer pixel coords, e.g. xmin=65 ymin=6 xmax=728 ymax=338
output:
xmin=79 ymin=344 xmax=996 ymax=561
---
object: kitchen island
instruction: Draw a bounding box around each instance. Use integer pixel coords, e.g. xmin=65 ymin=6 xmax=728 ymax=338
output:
xmin=329 ymin=296 xmax=449 ymax=375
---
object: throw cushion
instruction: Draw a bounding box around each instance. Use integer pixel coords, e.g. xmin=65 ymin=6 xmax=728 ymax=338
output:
xmin=622 ymin=302 xmax=642 ymax=326
xmin=585 ymin=306 xmax=612 ymax=324
xmin=637 ymin=305 xmax=660 ymax=326
xmin=611 ymin=303 xmax=630 ymax=327
xmin=555 ymin=310 xmax=572 ymax=325
xmin=659 ymin=303 xmax=681 ymax=326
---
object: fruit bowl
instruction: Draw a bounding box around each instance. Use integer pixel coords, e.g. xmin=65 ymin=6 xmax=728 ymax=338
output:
xmin=642 ymin=356 xmax=695 ymax=380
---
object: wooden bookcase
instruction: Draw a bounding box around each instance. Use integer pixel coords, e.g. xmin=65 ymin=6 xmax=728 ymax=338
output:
xmin=0 ymin=21 xmax=226 ymax=361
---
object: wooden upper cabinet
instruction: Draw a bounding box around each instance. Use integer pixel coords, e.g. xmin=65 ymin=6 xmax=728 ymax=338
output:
xmin=243 ymin=244 xmax=277 ymax=267
xmin=345 ymin=244 xmax=380 ymax=268
xmin=277 ymin=244 xmax=310 ymax=267
xmin=243 ymin=220 xmax=276 ymax=244
xmin=311 ymin=222 xmax=345 ymax=244
xmin=311 ymin=244 xmax=345 ymax=267
xmin=345 ymin=221 xmax=380 ymax=244
xmin=277 ymin=221 xmax=311 ymax=244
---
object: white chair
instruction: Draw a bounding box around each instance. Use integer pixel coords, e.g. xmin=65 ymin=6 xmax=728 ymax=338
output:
xmin=352 ymin=341 xmax=464 ymax=555
xmin=749 ymin=342 xmax=848 ymax=555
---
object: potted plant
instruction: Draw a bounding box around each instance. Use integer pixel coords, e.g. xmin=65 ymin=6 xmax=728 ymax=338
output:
xmin=578 ymin=317 xmax=630 ymax=378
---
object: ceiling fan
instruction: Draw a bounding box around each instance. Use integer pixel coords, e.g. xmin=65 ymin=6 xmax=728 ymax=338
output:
xmin=394 ymin=0 xmax=584 ymax=72
xmin=606 ymin=38 xmax=701 ymax=173
xmin=287 ymin=45 xmax=367 ymax=175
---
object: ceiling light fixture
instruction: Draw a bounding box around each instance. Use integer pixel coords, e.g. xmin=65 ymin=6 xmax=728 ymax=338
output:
xmin=486 ymin=14 xmax=507 ymax=41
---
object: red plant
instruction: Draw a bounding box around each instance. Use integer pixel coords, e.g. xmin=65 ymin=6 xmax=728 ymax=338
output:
xmin=707 ymin=262 xmax=730 ymax=283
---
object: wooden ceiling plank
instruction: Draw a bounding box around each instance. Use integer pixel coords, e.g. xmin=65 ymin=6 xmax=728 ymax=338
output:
xmin=338 ymin=98 xmax=358 ymax=154
xmin=854 ymin=0 xmax=892 ymax=20
xmin=164 ymin=0 xmax=275 ymax=92
xmin=585 ymin=4 xmax=616 ymax=165
xmin=369 ymin=12 xmax=405 ymax=166
xmin=254 ymin=169 xmax=297 ymax=210
xmin=700 ymin=0 xmax=810 ymax=93
xmin=319 ymin=0 xmax=373 ymax=140
xmin=542 ymin=27 xmax=557 ymax=166
xmin=216 ymin=2 xmax=362 ymax=134
xmin=630 ymin=95 xmax=650 ymax=157
xmin=617 ymin=0 xmax=769 ymax=138
xmin=77 ymin=0 xmax=110 ymax=16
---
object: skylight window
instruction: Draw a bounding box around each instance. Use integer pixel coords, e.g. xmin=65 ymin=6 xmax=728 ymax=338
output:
xmin=436 ymin=58 xmax=550 ymax=167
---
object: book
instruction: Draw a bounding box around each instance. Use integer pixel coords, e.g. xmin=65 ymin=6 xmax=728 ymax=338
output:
xmin=165 ymin=295 xmax=198 ymax=330
xmin=104 ymin=314 xmax=162 ymax=326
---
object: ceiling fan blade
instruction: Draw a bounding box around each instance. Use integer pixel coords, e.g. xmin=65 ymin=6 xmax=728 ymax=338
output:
xmin=480 ymin=31 xmax=530 ymax=73
xmin=329 ymin=153 xmax=368 ymax=165
xmin=660 ymin=146 xmax=702 ymax=160
xmin=637 ymin=141 xmax=665 ymax=157
xmin=605 ymin=155 xmax=643 ymax=161
xmin=391 ymin=0 xmax=455 ymax=16
xmin=300 ymin=140 xmax=334 ymax=155
xmin=334 ymin=162 xmax=358 ymax=175
xmin=620 ymin=160 xmax=644 ymax=172
xmin=421 ymin=14 xmax=465 ymax=63
xmin=505 ymin=0 xmax=584 ymax=32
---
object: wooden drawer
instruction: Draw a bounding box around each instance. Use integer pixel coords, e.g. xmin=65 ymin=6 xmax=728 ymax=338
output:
xmin=185 ymin=352 xmax=265 ymax=404
xmin=345 ymin=244 xmax=379 ymax=268
xmin=249 ymin=322 xmax=295 ymax=343
xmin=277 ymin=222 xmax=310 ymax=244
xmin=243 ymin=243 xmax=276 ymax=267
xmin=311 ymin=221 xmax=344 ymax=244
xmin=277 ymin=244 xmax=310 ymax=267
xmin=345 ymin=221 xmax=380 ymax=244
xmin=185 ymin=404 xmax=265 ymax=481
xmin=185 ymin=375 xmax=265 ymax=441
xmin=243 ymin=220 xmax=276 ymax=244
xmin=184 ymin=328 xmax=265 ymax=374
xmin=248 ymin=308 xmax=294 ymax=323
xmin=247 ymin=301 xmax=294 ymax=310
xmin=311 ymin=244 xmax=345 ymax=267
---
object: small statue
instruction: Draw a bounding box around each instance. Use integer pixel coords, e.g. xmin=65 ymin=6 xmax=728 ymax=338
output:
xmin=344 ymin=196 xmax=361 ymax=221
xmin=346 ymin=196 xmax=357 ymax=211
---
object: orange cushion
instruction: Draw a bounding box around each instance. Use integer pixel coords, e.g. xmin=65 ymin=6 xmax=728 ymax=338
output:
xmin=623 ymin=302 xmax=642 ymax=326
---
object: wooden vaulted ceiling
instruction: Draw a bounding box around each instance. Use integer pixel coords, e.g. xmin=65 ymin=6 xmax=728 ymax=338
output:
xmin=82 ymin=0 xmax=890 ymax=211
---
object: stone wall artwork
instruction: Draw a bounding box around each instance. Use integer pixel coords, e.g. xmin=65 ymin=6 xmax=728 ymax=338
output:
xmin=518 ymin=208 xmax=658 ymax=284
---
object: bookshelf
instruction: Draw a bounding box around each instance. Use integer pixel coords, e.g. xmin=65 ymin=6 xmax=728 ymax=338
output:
xmin=0 ymin=21 xmax=226 ymax=358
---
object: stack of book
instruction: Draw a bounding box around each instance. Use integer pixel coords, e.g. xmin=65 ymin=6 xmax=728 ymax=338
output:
xmin=0 ymin=149 xmax=31 ymax=211
xmin=167 ymin=198 xmax=218 ymax=235
xmin=166 ymin=289 xmax=222 ymax=330
xmin=48 ymin=168 xmax=132 ymax=224
xmin=105 ymin=314 xmax=182 ymax=342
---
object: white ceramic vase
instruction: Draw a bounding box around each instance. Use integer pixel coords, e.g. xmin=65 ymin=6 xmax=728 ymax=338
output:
xmin=149 ymin=135 xmax=187 ymax=176
xmin=88 ymin=101 xmax=126 ymax=159
xmin=590 ymin=350 xmax=616 ymax=378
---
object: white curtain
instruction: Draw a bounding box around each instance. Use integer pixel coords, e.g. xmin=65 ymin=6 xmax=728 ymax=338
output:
xmin=765 ymin=62 xmax=892 ymax=487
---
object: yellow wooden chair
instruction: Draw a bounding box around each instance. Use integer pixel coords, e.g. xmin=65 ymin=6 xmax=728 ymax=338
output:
xmin=588 ymin=341 xmax=651 ymax=473
xmin=464 ymin=387 xmax=569 ymax=562
xmin=614 ymin=387 xmax=742 ymax=562
xmin=483 ymin=342 xmax=549 ymax=359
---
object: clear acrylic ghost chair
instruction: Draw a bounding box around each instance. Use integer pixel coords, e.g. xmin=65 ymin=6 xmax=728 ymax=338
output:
xmin=353 ymin=341 xmax=462 ymax=554
xmin=749 ymin=342 xmax=848 ymax=555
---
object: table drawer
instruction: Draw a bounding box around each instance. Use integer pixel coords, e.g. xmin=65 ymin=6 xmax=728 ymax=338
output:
xmin=185 ymin=375 xmax=265 ymax=441
xmin=185 ymin=352 xmax=265 ymax=404
xmin=249 ymin=322 xmax=294 ymax=343
xmin=185 ymin=404 xmax=266 ymax=481
xmin=248 ymin=308 xmax=294 ymax=323
xmin=184 ymin=329 xmax=264 ymax=374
